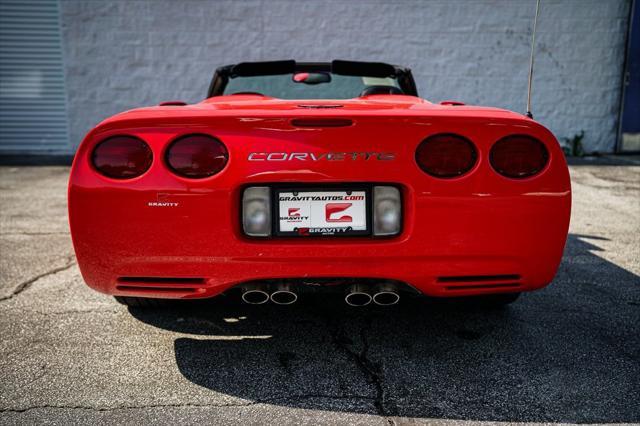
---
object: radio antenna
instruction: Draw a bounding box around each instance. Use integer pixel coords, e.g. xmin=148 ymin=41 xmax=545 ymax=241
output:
xmin=526 ymin=0 xmax=541 ymax=119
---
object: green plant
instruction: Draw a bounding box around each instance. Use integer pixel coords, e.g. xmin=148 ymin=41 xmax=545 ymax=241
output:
xmin=562 ymin=131 xmax=585 ymax=157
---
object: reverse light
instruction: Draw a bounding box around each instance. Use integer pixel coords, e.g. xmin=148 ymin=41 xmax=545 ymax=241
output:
xmin=373 ymin=186 xmax=401 ymax=236
xmin=91 ymin=136 xmax=152 ymax=179
xmin=490 ymin=135 xmax=549 ymax=178
xmin=165 ymin=134 xmax=228 ymax=178
xmin=242 ymin=187 xmax=272 ymax=237
xmin=415 ymin=134 xmax=477 ymax=178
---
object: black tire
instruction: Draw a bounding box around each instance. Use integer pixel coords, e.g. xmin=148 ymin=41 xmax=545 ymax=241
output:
xmin=114 ymin=296 xmax=170 ymax=308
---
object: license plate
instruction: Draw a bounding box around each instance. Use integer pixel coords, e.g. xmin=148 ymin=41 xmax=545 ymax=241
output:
xmin=276 ymin=188 xmax=370 ymax=237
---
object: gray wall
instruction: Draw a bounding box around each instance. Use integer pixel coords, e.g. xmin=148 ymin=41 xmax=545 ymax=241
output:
xmin=60 ymin=0 xmax=630 ymax=153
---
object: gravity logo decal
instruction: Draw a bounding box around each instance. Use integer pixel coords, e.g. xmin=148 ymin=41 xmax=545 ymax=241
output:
xmin=148 ymin=202 xmax=179 ymax=207
xmin=297 ymin=227 xmax=353 ymax=235
xmin=325 ymin=203 xmax=352 ymax=223
xmin=280 ymin=207 xmax=309 ymax=223
xmin=288 ymin=208 xmax=301 ymax=217
xmin=148 ymin=193 xmax=179 ymax=207
xmin=248 ymin=152 xmax=395 ymax=161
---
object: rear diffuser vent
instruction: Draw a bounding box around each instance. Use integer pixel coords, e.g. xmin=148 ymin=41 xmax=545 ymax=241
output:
xmin=116 ymin=277 xmax=207 ymax=296
xmin=118 ymin=277 xmax=205 ymax=285
xmin=436 ymin=274 xmax=522 ymax=292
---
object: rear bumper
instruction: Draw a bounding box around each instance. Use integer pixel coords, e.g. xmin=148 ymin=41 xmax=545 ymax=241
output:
xmin=70 ymin=184 xmax=571 ymax=299
xmin=101 ymin=254 xmax=551 ymax=299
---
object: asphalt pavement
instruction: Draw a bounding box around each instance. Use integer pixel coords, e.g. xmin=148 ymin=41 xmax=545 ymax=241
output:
xmin=0 ymin=159 xmax=638 ymax=425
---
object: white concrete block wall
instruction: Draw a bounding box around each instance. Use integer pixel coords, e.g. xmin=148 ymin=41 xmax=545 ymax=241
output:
xmin=60 ymin=0 xmax=630 ymax=153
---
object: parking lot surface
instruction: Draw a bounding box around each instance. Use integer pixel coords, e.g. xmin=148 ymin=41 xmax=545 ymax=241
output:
xmin=0 ymin=160 xmax=639 ymax=425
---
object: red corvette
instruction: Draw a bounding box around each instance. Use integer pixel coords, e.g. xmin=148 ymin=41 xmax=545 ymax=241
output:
xmin=68 ymin=60 xmax=571 ymax=307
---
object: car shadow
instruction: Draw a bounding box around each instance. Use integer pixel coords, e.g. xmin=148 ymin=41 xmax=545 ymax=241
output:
xmin=128 ymin=234 xmax=640 ymax=422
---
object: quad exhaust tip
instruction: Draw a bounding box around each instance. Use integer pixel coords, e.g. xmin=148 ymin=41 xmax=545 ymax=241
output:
xmin=372 ymin=283 xmax=400 ymax=306
xmin=241 ymin=283 xmax=298 ymax=305
xmin=345 ymin=284 xmax=373 ymax=307
xmin=241 ymin=285 xmax=270 ymax=305
xmin=270 ymin=283 xmax=298 ymax=305
xmin=241 ymin=282 xmax=399 ymax=306
xmin=345 ymin=283 xmax=400 ymax=306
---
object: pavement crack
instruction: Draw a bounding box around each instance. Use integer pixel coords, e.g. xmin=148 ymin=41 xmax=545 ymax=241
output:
xmin=0 ymin=402 xmax=253 ymax=413
xmin=18 ymin=309 xmax=122 ymax=316
xmin=1 ymin=394 xmax=374 ymax=414
xmin=357 ymin=318 xmax=397 ymax=417
xmin=267 ymin=393 xmax=374 ymax=404
xmin=0 ymin=256 xmax=76 ymax=302
xmin=321 ymin=312 xmax=396 ymax=417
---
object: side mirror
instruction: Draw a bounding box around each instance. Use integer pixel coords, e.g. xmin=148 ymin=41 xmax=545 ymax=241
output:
xmin=439 ymin=100 xmax=465 ymax=106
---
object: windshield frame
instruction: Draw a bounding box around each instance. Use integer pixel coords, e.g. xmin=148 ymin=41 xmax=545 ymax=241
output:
xmin=207 ymin=60 xmax=418 ymax=99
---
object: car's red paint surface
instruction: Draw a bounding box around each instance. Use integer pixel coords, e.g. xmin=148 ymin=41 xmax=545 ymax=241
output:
xmin=68 ymin=94 xmax=571 ymax=299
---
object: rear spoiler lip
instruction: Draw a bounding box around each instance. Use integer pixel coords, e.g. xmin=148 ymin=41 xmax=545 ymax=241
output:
xmin=93 ymin=109 xmax=537 ymax=135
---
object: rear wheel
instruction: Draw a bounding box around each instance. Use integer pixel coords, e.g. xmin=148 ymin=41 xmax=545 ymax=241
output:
xmin=114 ymin=296 xmax=169 ymax=308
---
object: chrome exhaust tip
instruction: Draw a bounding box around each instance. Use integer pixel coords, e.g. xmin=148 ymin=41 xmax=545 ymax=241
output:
xmin=372 ymin=283 xmax=400 ymax=306
xmin=345 ymin=284 xmax=372 ymax=307
xmin=270 ymin=283 xmax=298 ymax=305
xmin=241 ymin=285 xmax=270 ymax=304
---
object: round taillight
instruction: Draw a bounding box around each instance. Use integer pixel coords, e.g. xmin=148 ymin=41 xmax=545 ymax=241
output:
xmin=165 ymin=134 xmax=228 ymax=178
xmin=415 ymin=134 xmax=477 ymax=178
xmin=91 ymin=136 xmax=152 ymax=179
xmin=490 ymin=135 xmax=549 ymax=178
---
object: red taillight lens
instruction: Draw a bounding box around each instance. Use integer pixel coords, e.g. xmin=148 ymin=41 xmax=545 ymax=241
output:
xmin=490 ymin=135 xmax=549 ymax=178
xmin=415 ymin=134 xmax=477 ymax=178
xmin=91 ymin=136 xmax=152 ymax=179
xmin=165 ymin=134 xmax=228 ymax=178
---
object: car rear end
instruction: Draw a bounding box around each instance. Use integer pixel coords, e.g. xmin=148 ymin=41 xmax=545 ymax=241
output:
xmin=68 ymin=99 xmax=571 ymax=304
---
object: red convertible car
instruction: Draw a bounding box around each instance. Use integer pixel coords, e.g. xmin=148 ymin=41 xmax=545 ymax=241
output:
xmin=68 ymin=60 xmax=571 ymax=307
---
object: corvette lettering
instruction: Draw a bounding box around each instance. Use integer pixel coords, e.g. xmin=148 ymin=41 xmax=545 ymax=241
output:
xmin=248 ymin=152 xmax=395 ymax=161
